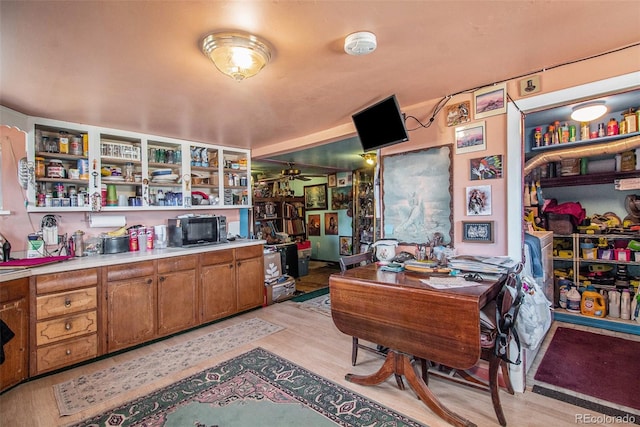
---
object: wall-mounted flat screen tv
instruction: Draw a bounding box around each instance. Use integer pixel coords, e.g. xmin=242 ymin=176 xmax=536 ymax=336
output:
xmin=352 ymin=94 xmax=409 ymax=152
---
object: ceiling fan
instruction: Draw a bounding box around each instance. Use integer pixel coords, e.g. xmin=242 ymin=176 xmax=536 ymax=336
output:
xmin=256 ymin=163 xmax=326 ymax=182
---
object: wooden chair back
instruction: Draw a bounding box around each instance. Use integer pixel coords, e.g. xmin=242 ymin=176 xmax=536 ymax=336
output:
xmin=339 ymin=251 xmax=374 ymax=272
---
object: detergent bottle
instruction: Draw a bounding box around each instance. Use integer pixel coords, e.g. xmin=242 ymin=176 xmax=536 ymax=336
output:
xmin=566 ymin=286 xmax=581 ymax=313
xmin=631 ymin=293 xmax=639 ymax=322
xmin=621 ymin=289 xmax=631 ymax=320
xmin=609 ymin=290 xmax=621 ymax=318
xmin=581 ymin=285 xmax=606 ymax=317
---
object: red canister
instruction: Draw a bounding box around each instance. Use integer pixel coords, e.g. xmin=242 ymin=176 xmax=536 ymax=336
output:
xmin=129 ymin=228 xmax=139 ymax=251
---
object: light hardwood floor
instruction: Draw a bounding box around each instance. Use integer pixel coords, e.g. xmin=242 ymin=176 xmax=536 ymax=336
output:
xmin=1 ymin=299 xmax=631 ymax=427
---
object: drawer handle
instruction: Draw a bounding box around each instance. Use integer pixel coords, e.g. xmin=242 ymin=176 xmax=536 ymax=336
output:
xmin=146 ymin=279 xmax=153 ymax=285
xmin=64 ymin=298 xmax=72 ymax=308
xmin=65 ymin=322 xmax=72 ymax=331
xmin=66 ymin=349 xmax=72 ymax=356
xmin=159 ymin=276 xmax=165 ymax=282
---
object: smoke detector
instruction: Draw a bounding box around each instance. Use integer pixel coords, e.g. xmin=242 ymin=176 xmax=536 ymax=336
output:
xmin=344 ymin=31 xmax=377 ymax=56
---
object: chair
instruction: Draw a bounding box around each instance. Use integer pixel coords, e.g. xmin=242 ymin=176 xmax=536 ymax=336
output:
xmin=418 ymin=264 xmax=524 ymax=426
xmin=338 ymin=251 xmax=386 ymax=366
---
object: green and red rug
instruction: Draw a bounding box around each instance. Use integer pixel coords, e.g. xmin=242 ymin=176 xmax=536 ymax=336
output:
xmin=70 ymin=347 xmax=426 ymax=427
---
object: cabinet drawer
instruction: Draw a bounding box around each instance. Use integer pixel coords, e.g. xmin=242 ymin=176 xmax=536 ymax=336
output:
xmin=36 ymin=287 xmax=97 ymax=320
xmin=36 ymin=334 xmax=98 ymax=374
xmin=158 ymin=255 xmax=197 ymax=273
xmin=36 ymin=268 xmax=98 ymax=294
xmin=200 ymin=249 xmax=234 ymax=266
xmin=106 ymin=260 xmax=155 ymax=282
xmin=36 ymin=311 xmax=97 ymax=346
xmin=235 ymin=245 xmax=263 ymax=261
xmin=0 ymin=277 xmax=28 ymax=303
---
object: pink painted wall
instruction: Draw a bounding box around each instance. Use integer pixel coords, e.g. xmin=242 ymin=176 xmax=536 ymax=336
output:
xmin=0 ymin=126 xmax=239 ymax=252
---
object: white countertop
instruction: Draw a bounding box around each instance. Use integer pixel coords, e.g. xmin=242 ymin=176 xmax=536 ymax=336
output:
xmin=0 ymin=239 xmax=266 ymax=282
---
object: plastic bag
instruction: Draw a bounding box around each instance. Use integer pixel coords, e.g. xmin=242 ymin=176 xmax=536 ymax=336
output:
xmin=515 ymin=274 xmax=552 ymax=350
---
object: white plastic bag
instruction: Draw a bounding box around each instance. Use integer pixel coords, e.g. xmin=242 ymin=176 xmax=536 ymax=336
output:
xmin=515 ymin=275 xmax=552 ymax=350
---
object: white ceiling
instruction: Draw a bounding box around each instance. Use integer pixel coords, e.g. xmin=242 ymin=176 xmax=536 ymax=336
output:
xmin=1 ymin=1 xmax=639 ymax=176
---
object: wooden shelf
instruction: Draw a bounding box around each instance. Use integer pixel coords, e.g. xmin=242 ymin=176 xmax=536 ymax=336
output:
xmin=540 ymin=169 xmax=640 ymax=188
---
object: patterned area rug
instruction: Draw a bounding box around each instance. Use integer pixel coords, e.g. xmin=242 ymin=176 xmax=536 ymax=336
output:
xmin=70 ymin=347 xmax=427 ymax=427
xmin=54 ymin=318 xmax=284 ymax=416
xmin=296 ymin=293 xmax=331 ymax=316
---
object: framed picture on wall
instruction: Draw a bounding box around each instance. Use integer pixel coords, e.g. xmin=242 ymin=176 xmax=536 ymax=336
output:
xmin=445 ymin=100 xmax=471 ymax=127
xmin=327 ymin=173 xmax=337 ymax=188
xmin=324 ymin=212 xmax=338 ymax=235
xmin=466 ymin=184 xmax=492 ymax=216
xmin=473 ymin=83 xmax=507 ymax=119
xmin=331 ymin=186 xmax=352 ymax=210
xmin=455 ymin=121 xmax=486 ymax=155
xmin=461 ymin=221 xmax=494 ymax=243
xmin=339 ymin=236 xmax=353 ymax=255
xmin=304 ymin=184 xmax=327 ymax=210
xmin=470 ymin=154 xmax=503 ymax=180
xmin=307 ymin=214 xmax=321 ymax=236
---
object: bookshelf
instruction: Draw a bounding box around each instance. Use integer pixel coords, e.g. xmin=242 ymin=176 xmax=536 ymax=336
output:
xmin=253 ymin=197 xmax=306 ymax=242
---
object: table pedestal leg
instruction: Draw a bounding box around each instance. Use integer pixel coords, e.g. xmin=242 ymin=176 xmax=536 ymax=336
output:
xmin=346 ymin=350 xmax=476 ymax=427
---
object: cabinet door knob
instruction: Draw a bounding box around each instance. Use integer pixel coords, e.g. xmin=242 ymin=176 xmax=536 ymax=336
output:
xmin=64 ymin=298 xmax=72 ymax=308
xmin=66 ymin=349 xmax=72 ymax=356
xmin=159 ymin=276 xmax=165 ymax=282
xmin=65 ymin=322 xmax=72 ymax=331
xmin=228 ymin=264 xmax=233 ymax=269
xmin=146 ymin=279 xmax=153 ymax=285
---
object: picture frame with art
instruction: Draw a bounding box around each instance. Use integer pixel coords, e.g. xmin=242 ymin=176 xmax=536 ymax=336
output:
xmin=461 ymin=221 xmax=494 ymax=243
xmin=331 ymin=186 xmax=352 ymax=210
xmin=473 ymin=83 xmax=507 ymax=119
xmin=445 ymin=100 xmax=471 ymax=127
xmin=304 ymin=183 xmax=328 ymax=210
xmin=324 ymin=212 xmax=338 ymax=235
xmin=469 ymin=154 xmax=503 ymax=180
xmin=327 ymin=173 xmax=337 ymax=188
xmin=339 ymin=236 xmax=353 ymax=256
xmin=466 ymin=184 xmax=492 ymax=216
xmin=307 ymin=214 xmax=321 ymax=236
xmin=455 ymin=121 xmax=486 ymax=155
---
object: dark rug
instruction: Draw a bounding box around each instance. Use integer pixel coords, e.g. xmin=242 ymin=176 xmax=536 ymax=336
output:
xmin=533 ymin=327 xmax=640 ymax=412
xmin=70 ymin=347 xmax=427 ymax=427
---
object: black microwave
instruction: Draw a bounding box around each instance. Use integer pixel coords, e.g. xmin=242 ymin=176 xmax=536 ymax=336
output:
xmin=167 ymin=215 xmax=227 ymax=247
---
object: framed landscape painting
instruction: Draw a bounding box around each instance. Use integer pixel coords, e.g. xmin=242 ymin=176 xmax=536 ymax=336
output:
xmin=473 ymin=83 xmax=507 ymax=119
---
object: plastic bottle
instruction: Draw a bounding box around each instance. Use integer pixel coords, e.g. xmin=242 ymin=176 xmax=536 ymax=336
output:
xmin=523 ymin=183 xmax=531 ymax=207
xmin=609 ymin=290 xmax=620 ymax=318
xmin=581 ymin=285 xmax=606 ymax=317
xmin=631 ymin=293 xmax=639 ymax=321
xmin=621 ymin=289 xmax=631 ymax=320
xmin=566 ymin=286 xmax=581 ymax=312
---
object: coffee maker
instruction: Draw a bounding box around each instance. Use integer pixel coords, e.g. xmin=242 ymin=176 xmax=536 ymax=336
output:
xmin=0 ymin=232 xmax=11 ymax=262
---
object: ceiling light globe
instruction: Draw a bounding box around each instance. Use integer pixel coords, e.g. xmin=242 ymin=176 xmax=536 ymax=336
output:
xmin=570 ymin=101 xmax=607 ymax=122
xmin=202 ymin=31 xmax=272 ymax=81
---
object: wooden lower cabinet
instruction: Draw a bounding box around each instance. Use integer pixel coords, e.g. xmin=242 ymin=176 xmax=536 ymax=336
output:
xmin=32 ymin=269 xmax=99 ymax=376
xmin=0 ymin=278 xmax=29 ymax=392
xmin=105 ymin=261 xmax=156 ymax=353
xmin=157 ymin=256 xmax=198 ymax=337
xmin=201 ymin=250 xmax=236 ymax=322
xmin=200 ymin=245 xmax=264 ymax=322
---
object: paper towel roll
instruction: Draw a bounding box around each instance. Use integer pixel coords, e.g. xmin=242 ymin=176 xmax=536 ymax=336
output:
xmin=89 ymin=214 xmax=126 ymax=228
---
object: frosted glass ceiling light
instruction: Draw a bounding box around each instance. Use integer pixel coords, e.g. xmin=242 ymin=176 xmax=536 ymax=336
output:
xmin=202 ymin=31 xmax=272 ymax=81
xmin=361 ymin=153 xmax=376 ymax=165
xmin=570 ymin=101 xmax=607 ymax=122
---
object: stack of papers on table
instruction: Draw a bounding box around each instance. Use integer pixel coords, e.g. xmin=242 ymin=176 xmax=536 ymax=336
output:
xmin=420 ymin=276 xmax=482 ymax=289
xmin=447 ymin=255 xmax=517 ymax=274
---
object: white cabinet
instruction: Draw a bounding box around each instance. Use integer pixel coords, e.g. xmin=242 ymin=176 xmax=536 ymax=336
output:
xmin=26 ymin=116 xmax=252 ymax=211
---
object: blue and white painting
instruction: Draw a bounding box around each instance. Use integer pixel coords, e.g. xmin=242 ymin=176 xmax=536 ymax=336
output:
xmin=382 ymin=145 xmax=452 ymax=245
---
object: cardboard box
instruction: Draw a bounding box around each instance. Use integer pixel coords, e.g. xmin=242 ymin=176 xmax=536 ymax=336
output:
xmin=264 ymin=252 xmax=282 ymax=283
xmin=264 ymin=276 xmax=296 ymax=305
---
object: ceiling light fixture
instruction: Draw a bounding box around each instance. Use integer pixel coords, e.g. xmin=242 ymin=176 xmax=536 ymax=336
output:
xmin=201 ymin=31 xmax=272 ymax=81
xmin=361 ymin=153 xmax=376 ymax=165
xmin=570 ymin=100 xmax=607 ymax=122
xmin=344 ymin=31 xmax=377 ymax=56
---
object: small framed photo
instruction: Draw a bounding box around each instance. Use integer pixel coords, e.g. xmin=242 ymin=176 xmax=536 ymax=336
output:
xmin=470 ymin=154 xmax=503 ymax=180
xmin=473 ymin=83 xmax=507 ymax=119
xmin=308 ymin=214 xmax=321 ymax=236
xmin=304 ymin=184 xmax=328 ymax=210
xmin=327 ymin=173 xmax=337 ymax=188
xmin=446 ymin=100 xmax=471 ymax=127
xmin=340 ymin=236 xmax=353 ymax=256
xmin=466 ymin=184 xmax=492 ymax=216
xmin=455 ymin=121 xmax=486 ymax=155
xmin=462 ymin=221 xmax=494 ymax=243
